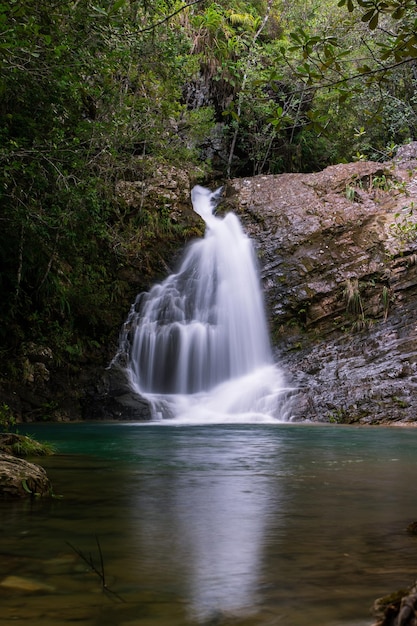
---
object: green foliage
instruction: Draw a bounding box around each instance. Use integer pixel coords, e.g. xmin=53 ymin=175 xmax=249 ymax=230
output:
xmin=337 ymin=0 xmax=417 ymax=61
xmin=343 ymin=277 xmax=375 ymax=330
xmin=327 ymin=407 xmax=348 ymax=423
xmin=268 ymin=0 xmax=417 ymax=166
xmin=11 ymin=435 xmax=55 ymax=458
xmin=390 ymin=203 xmax=417 ymax=243
xmin=0 ymin=0 xmax=208 ymax=366
xmin=344 ymin=278 xmax=364 ymax=318
xmin=0 ymin=429 xmax=55 ymax=457
xmin=0 ymin=404 xmax=16 ymax=432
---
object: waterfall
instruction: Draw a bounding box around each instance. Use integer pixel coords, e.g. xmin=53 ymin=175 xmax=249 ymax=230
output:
xmin=118 ymin=185 xmax=290 ymax=423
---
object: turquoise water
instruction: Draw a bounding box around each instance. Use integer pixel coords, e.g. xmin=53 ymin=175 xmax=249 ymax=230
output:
xmin=1 ymin=422 xmax=417 ymax=625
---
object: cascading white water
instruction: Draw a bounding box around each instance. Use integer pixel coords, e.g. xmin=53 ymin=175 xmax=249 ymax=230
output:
xmin=120 ymin=185 xmax=290 ymax=423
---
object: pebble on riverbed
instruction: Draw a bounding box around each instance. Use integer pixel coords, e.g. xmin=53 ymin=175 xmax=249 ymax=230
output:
xmin=0 ymin=575 xmax=55 ymax=593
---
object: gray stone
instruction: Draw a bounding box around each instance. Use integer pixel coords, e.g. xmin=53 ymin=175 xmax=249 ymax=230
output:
xmin=226 ymin=155 xmax=417 ymax=425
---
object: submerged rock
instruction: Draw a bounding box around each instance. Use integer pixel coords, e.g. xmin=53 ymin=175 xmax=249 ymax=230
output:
xmin=407 ymin=522 xmax=417 ymax=535
xmin=227 ymin=145 xmax=417 ymax=424
xmin=0 ymin=574 xmax=55 ymax=593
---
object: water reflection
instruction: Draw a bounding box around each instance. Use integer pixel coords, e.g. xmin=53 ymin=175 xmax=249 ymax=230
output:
xmin=132 ymin=430 xmax=282 ymax=621
xmin=6 ymin=422 xmax=417 ymax=626
xmin=176 ymin=476 xmax=270 ymax=619
xmin=123 ymin=423 xmax=417 ymax=624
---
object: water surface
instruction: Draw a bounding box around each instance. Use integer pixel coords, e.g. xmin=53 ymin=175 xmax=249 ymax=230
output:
xmin=1 ymin=422 xmax=417 ymax=626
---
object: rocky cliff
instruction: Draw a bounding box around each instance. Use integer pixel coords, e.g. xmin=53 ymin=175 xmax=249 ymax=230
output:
xmin=226 ymin=143 xmax=417 ymax=424
xmin=3 ymin=146 xmax=417 ymax=425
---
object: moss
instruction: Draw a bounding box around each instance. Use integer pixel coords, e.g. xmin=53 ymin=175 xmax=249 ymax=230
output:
xmin=0 ymin=433 xmax=55 ymax=458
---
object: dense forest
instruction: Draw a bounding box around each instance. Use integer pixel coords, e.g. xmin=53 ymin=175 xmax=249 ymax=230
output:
xmin=1 ymin=0 xmax=416 ymax=416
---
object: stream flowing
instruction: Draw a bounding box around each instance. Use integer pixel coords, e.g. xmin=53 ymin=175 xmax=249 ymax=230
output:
xmin=1 ymin=422 xmax=417 ymax=626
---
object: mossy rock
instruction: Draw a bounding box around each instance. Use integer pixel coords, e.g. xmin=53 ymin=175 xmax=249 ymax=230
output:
xmin=0 ymin=433 xmax=54 ymax=457
xmin=373 ymin=583 xmax=417 ymax=626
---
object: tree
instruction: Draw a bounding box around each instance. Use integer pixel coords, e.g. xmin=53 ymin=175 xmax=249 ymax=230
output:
xmin=338 ymin=0 xmax=417 ymax=64
xmin=0 ymin=0 xmax=205 ymax=365
xmin=262 ymin=0 xmax=417 ymax=166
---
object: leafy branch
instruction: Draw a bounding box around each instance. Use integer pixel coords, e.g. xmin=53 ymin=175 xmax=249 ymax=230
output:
xmin=281 ymin=0 xmax=417 ymax=98
xmin=284 ymin=53 xmax=415 ymax=98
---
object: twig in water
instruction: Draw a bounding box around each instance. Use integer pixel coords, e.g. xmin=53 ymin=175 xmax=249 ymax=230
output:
xmin=66 ymin=535 xmax=125 ymax=603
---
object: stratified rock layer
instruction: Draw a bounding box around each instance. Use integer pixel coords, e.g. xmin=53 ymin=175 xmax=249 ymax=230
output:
xmin=227 ymin=145 xmax=417 ymax=424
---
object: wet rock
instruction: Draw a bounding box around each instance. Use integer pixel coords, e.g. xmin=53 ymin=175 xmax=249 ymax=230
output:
xmin=406 ymin=522 xmax=417 ymax=535
xmin=394 ymin=142 xmax=417 ymax=165
xmin=24 ymin=343 xmax=53 ymax=364
xmin=227 ymin=148 xmax=417 ymax=424
xmin=372 ymin=582 xmax=417 ymax=626
xmin=114 ymin=159 xmax=202 ymax=226
xmin=21 ymin=343 xmax=53 ymax=385
xmin=82 ymin=365 xmax=152 ymax=421
xmin=0 ymin=453 xmax=53 ymax=498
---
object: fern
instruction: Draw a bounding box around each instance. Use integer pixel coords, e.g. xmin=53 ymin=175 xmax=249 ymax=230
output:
xmin=227 ymin=12 xmax=259 ymax=31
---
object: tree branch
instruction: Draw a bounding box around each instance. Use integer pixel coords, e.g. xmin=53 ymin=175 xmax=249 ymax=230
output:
xmin=288 ymin=56 xmax=416 ymax=97
xmin=136 ymin=0 xmax=205 ymax=34
xmin=67 ymin=537 xmax=125 ymax=603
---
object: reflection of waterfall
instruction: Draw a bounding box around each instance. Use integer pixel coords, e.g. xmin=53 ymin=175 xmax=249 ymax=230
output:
xmin=180 ymin=473 xmax=267 ymax=621
xmin=118 ymin=185 xmax=290 ymax=423
xmin=129 ymin=428 xmax=282 ymax=622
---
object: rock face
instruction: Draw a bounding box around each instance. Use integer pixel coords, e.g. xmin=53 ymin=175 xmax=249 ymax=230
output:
xmin=82 ymin=365 xmax=151 ymax=421
xmin=0 ymin=453 xmax=52 ymax=498
xmin=226 ymin=144 xmax=417 ymax=424
xmin=3 ymin=147 xmax=417 ymax=425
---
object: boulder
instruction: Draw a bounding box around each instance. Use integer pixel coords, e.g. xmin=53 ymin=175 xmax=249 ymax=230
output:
xmin=0 ymin=453 xmax=52 ymax=498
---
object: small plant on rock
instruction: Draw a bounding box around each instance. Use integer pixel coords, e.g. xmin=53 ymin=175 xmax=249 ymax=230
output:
xmin=0 ymin=404 xmax=16 ymax=432
xmin=390 ymin=203 xmax=417 ymax=243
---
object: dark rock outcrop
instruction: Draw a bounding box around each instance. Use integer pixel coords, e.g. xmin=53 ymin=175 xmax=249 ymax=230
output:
xmin=226 ymin=143 xmax=417 ymax=424
xmin=82 ymin=365 xmax=151 ymax=421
